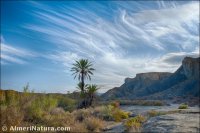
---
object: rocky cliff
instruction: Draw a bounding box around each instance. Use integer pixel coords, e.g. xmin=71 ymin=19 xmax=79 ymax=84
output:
xmin=102 ymin=57 xmax=200 ymax=100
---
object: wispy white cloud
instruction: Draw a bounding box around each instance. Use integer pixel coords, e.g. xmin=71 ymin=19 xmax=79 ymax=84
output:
xmin=1 ymin=36 xmax=37 ymax=65
xmin=146 ymin=50 xmax=199 ymax=72
xmin=23 ymin=1 xmax=199 ymax=92
xmin=133 ymin=2 xmax=198 ymax=25
xmin=1 ymin=54 xmax=27 ymax=64
xmin=157 ymin=0 xmax=167 ymax=9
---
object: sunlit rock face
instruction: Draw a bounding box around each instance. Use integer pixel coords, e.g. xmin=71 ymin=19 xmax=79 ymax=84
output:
xmin=102 ymin=72 xmax=172 ymax=100
xmin=182 ymin=57 xmax=199 ymax=78
xmin=102 ymin=57 xmax=200 ymax=100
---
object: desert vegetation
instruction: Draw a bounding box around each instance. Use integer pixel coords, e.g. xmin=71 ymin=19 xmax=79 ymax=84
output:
xmin=178 ymin=103 xmax=189 ymax=109
xmin=146 ymin=110 xmax=169 ymax=118
xmin=124 ymin=115 xmax=146 ymax=132
xmin=0 ymin=87 xmax=131 ymax=132
xmin=117 ymin=100 xmax=165 ymax=106
xmin=1 ymin=86 xmax=194 ymax=132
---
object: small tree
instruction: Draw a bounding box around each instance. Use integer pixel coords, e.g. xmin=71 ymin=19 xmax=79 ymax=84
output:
xmin=86 ymin=84 xmax=99 ymax=106
xmin=23 ymin=83 xmax=30 ymax=93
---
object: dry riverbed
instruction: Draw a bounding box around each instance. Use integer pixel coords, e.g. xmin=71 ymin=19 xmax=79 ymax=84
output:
xmin=103 ymin=105 xmax=200 ymax=133
xmin=142 ymin=109 xmax=200 ymax=132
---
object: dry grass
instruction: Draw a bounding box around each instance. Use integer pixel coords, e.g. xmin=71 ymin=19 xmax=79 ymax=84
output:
xmin=72 ymin=108 xmax=92 ymax=121
xmin=119 ymin=100 xmax=164 ymax=106
xmin=84 ymin=116 xmax=104 ymax=132
xmin=0 ymin=105 xmax=24 ymax=128
xmin=70 ymin=122 xmax=88 ymax=132
xmin=147 ymin=110 xmax=160 ymax=117
xmin=147 ymin=110 xmax=183 ymax=118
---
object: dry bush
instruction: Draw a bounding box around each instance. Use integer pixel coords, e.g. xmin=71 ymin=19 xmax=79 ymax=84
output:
xmin=72 ymin=108 xmax=92 ymax=121
xmin=43 ymin=111 xmax=75 ymax=127
xmin=71 ymin=107 xmax=105 ymax=132
xmin=50 ymin=107 xmax=65 ymax=115
xmin=147 ymin=110 xmax=171 ymax=118
xmin=84 ymin=116 xmax=104 ymax=132
xmin=147 ymin=110 xmax=159 ymax=117
xmin=70 ymin=122 xmax=88 ymax=132
xmin=0 ymin=105 xmax=24 ymax=128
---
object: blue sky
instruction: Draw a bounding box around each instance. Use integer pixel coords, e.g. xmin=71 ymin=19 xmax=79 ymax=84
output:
xmin=1 ymin=1 xmax=199 ymax=93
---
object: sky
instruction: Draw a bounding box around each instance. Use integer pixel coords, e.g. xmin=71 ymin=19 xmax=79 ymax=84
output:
xmin=0 ymin=0 xmax=199 ymax=93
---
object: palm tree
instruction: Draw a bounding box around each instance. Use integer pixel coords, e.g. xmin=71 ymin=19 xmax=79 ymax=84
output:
xmin=86 ymin=84 xmax=99 ymax=106
xmin=71 ymin=59 xmax=95 ymax=92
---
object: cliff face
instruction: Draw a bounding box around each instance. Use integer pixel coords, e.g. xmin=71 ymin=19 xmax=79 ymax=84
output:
xmin=148 ymin=57 xmax=200 ymax=99
xmin=102 ymin=72 xmax=172 ymax=100
xmin=135 ymin=72 xmax=171 ymax=81
xmin=182 ymin=57 xmax=199 ymax=78
xmin=102 ymin=57 xmax=200 ymax=100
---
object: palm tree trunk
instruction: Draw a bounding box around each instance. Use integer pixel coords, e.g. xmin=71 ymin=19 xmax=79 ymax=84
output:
xmin=81 ymin=72 xmax=86 ymax=108
xmin=81 ymin=72 xmax=84 ymax=92
xmin=89 ymin=94 xmax=93 ymax=106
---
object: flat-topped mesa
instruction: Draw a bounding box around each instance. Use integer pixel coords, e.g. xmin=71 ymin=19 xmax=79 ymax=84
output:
xmin=135 ymin=72 xmax=171 ymax=80
xmin=124 ymin=77 xmax=134 ymax=83
xmin=182 ymin=57 xmax=200 ymax=78
xmin=124 ymin=72 xmax=172 ymax=84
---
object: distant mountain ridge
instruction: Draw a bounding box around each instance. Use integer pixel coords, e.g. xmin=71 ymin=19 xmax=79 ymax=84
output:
xmin=102 ymin=57 xmax=200 ymax=100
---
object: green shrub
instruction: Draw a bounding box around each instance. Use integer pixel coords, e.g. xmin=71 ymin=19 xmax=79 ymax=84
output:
xmin=178 ymin=104 xmax=188 ymax=109
xmin=111 ymin=101 xmax=120 ymax=108
xmin=112 ymin=109 xmax=129 ymax=122
xmin=57 ymin=96 xmax=76 ymax=112
xmin=93 ymin=105 xmax=129 ymax=122
xmin=3 ymin=90 xmax=20 ymax=106
xmin=26 ymin=95 xmax=57 ymax=120
xmin=104 ymin=105 xmax=114 ymax=120
xmin=124 ymin=115 xmax=146 ymax=132
xmin=91 ymin=105 xmax=111 ymax=121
